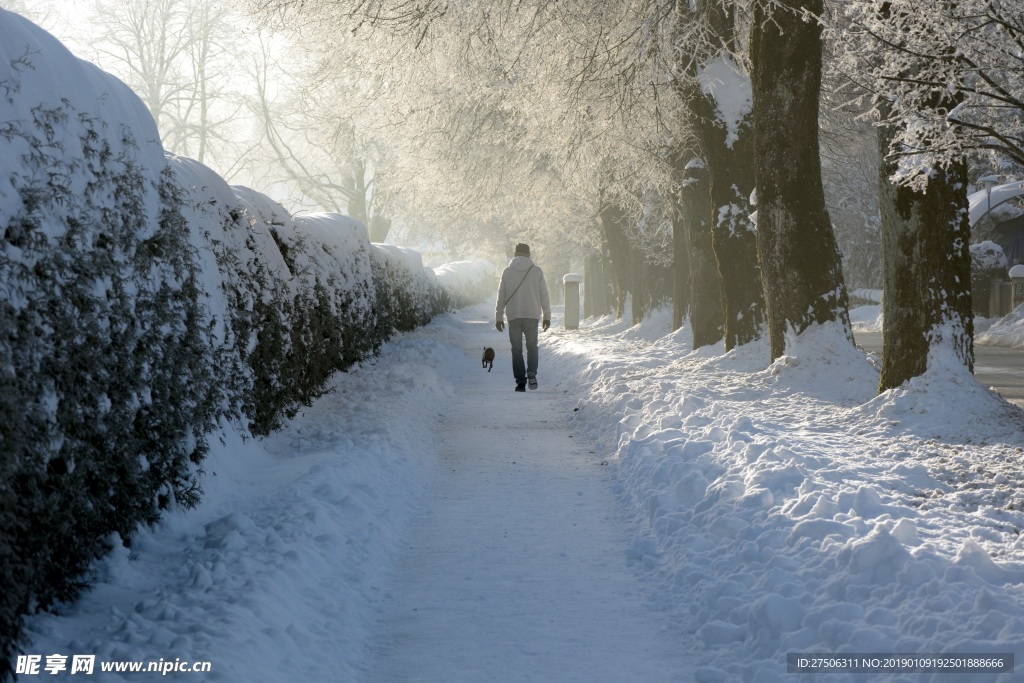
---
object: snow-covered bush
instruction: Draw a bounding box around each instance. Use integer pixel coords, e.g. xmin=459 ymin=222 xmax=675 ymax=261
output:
xmin=0 ymin=10 xmax=222 ymax=674
xmin=225 ymin=190 xmax=381 ymax=434
xmin=371 ymin=244 xmax=442 ymax=333
xmin=971 ymin=240 xmax=1008 ymax=316
xmin=434 ymin=259 xmax=497 ymax=309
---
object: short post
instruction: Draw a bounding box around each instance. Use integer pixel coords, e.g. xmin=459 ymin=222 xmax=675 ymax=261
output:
xmin=563 ymin=273 xmax=583 ymax=330
xmin=989 ymin=279 xmax=1004 ymax=318
xmin=1010 ymin=264 xmax=1024 ymax=310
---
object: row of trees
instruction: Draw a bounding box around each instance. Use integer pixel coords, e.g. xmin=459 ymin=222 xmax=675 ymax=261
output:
xmin=241 ymin=0 xmax=1024 ymax=391
xmin=10 ymin=0 xmax=1024 ymax=388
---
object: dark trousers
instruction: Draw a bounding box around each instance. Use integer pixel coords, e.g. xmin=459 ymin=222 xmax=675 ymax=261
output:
xmin=507 ymin=318 xmax=539 ymax=386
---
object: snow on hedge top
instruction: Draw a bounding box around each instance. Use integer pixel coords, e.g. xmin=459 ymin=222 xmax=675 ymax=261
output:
xmin=0 ymin=9 xmax=164 ymax=228
xmin=433 ymin=259 xmax=494 ymax=288
xmin=294 ymin=212 xmax=374 ymax=292
xmin=232 ymin=185 xmax=292 ymax=229
xmin=374 ymin=243 xmax=425 ymax=272
xmin=166 ymin=153 xmax=238 ymax=212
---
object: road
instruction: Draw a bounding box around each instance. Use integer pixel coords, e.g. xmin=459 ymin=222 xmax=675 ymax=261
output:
xmin=854 ymin=331 xmax=1024 ymax=406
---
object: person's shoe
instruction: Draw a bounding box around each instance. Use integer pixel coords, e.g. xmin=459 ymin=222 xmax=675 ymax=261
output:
xmin=527 ymin=371 xmax=538 ymax=390
xmin=515 ymin=384 xmax=526 ymax=392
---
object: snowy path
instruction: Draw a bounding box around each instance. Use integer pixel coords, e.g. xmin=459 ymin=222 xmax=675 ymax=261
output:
xmin=21 ymin=305 xmax=1024 ymax=682
xmin=363 ymin=320 xmax=691 ymax=682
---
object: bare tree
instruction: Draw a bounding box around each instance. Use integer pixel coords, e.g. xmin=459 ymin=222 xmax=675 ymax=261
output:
xmin=247 ymin=0 xmax=680 ymax=304
xmin=82 ymin=0 xmax=247 ymax=170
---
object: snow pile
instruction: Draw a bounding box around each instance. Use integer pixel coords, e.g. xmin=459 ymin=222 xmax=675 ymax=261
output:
xmin=978 ymin=304 xmax=1024 ymax=349
xmin=850 ymin=304 xmax=883 ymax=333
xmin=546 ymin=311 xmax=1024 ymax=682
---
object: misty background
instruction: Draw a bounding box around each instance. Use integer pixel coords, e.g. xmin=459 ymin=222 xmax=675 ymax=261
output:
xmin=0 ymin=0 xmax=928 ymax=288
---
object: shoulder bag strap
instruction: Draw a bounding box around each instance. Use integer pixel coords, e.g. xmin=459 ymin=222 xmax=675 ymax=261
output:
xmin=504 ymin=265 xmax=535 ymax=307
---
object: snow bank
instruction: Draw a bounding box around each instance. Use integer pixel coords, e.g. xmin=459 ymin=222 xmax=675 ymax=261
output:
xmin=850 ymin=304 xmax=882 ymax=333
xmin=24 ymin=316 xmax=466 ymax=682
xmin=546 ymin=309 xmax=1024 ymax=681
xmin=978 ymin=304 xmax=1024 ymax=349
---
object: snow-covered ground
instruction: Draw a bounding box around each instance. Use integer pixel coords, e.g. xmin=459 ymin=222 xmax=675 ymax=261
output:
xmin=850 ymin=304 xmax=883 ymax=334
xmin=548 ymin=307 xmax=1024 ymax=682
xmin=850 ymin=304 xmax=998 ymax=339
xmin=23 ymin=304 xmax=1024 ymax=682
xmin=979 ymin=305 xmax=1024 ymax=349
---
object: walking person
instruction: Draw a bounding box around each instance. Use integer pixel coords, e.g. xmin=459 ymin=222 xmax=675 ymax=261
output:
xmin=495 ymin=243 xmax=551 ymax=392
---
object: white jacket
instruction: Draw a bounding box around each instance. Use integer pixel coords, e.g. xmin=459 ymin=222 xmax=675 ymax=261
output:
xmin=495 ymin=256 xmax=551 ymax=322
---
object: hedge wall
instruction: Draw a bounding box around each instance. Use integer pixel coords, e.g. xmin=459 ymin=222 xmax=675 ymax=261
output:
xmin=0 ymin=11 xmax=493 ymax=677
xmin=0 ymin=13 xmax=222 ymax=675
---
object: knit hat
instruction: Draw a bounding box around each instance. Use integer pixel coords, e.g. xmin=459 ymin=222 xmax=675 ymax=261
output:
xmin=514 ymin=243 xmax=530 ymax=256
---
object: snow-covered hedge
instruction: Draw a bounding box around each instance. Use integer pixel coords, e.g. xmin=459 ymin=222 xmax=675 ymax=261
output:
xmin=0 ymin=11 xmax=464 ymax=675
xmin=971 ymin=240 xmax=1008 ymax=316
xmin=167 ymin=158 xmax=394 ymax=435
xmin=371 ymin=244 xmax=441 ymax=334
xmin=0 ymin=11 xmax=222 ymax=675
xmin=434 ymin=259 xmax=497 ymax=309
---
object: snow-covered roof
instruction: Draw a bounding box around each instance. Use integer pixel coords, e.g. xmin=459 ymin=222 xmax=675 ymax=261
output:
xmin=967 ymin=180 xmax=1024 ymax=227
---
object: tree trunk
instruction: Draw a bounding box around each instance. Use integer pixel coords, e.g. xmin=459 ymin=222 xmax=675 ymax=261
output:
xmin=750 ymin=0 xmax=852 ymax=360
xmin=877 ymin=127 xmax=974 ymax=391
xmin=368 ymin=215 xmax=391 ymax=243
xmin=584 ymin=252 xmax=595 ymax=318
xmin=672 ymin=213 xmax=690 ymax=330
xmin=686 ymin=2 xmax=765 ymax=350
xmin=599 ymin=193 xmax=633 ymax=321
xmin=345 ymin=159 xmax=369 ymax=225
xmin=673 ymin=153 xmax=724 ymax=348
xmin=630 ymin=246 xmax=648 ymax=326
xmin=696 ymin=95 xmax=764 ymax=350
xmin=584 ymin=249 xmax=612 ymax=318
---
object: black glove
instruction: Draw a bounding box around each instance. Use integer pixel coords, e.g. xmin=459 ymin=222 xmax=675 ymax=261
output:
xmin=496 ymin=320 xmax=504 ymax=332
xmin=542 ymin=320 xmax=550 ymax=331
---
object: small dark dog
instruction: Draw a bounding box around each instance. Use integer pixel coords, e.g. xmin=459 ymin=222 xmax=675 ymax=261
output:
xmin=482 ymin=347 xmax=495 ymax=372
